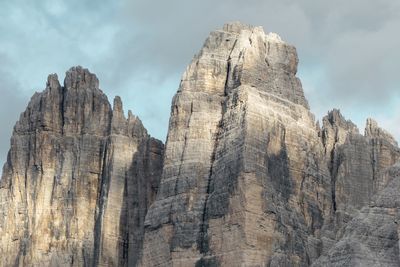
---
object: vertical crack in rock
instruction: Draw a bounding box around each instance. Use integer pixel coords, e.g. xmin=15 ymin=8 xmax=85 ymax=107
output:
xmin=197 ymin=103 xmax=225 ymax=256
xmin=118 ymin=167 xmax=130 ymax=267
xmin=169 ymin=101 xmax=194 ymax=223
xmin=2 ymin=23 xmax=400 ymax=267
xmin=92 ymin=140 xmax=110 ymax=267
xmin=197 ymin=33 xmax=242 ymax=260
xmin=330 ymin=130 xmax=340 ymax=213
xmin=0 ymin=66 xmax=164 ymax=267
xmin=60 ymin=87 xmax=66 ymax=135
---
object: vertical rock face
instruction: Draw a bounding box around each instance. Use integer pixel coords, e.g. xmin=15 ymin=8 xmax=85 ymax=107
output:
xmin=321 ymin=110 xmax=400 ymax=232
xmin=312 ymin=164 xmax=400 ymax=267
xmin=141 ymin=22 xmax=332 ymax=266
xmin=1 ymin=23 xmax=399 ymax=267
xmin=140 ymin=22 xmax=400 ymax=267
xmin=0 ymin=67 xmax=164 ymax=267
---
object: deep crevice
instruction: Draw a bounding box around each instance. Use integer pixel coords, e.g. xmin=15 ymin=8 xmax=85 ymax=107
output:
xmin=60 ymin=86 xmax=66 ymax=135
xmin=197 ymin=40 xmax=236 ymax=259
xmin=92 ymin=139 xmax=111 ymax=267
xmin=168 ymin=102 xmax=194 ymax=224
xmin=329 ymin=129 xmax=340 ymax=213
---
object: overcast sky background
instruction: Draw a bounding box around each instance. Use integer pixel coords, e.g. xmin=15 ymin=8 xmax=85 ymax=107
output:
xmin=1 ymin=0 xmax=400 ymax=165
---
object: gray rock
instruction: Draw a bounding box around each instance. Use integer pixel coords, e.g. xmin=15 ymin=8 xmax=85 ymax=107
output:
xmin=140 ymin=22 xmax=400 ymax=266
xmin=0 ymin=66 xmax=164 ymax=267
xmin=312 ymin=164 xmax=400 ymax=267
xmin=1 ymin=23 xmax=399 ymax=267
xmin=321 ymin=109 xmax=400 ymax=235
xmin=140 ymin=22 xmax=331 ymax=267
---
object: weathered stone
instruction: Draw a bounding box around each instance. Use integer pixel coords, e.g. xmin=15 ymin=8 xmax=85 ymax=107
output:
xmin=139 ymin=22 xmax=400 ymax=267
xmin=140 ymin=22 xmax=332 ymax=267
xmin=0 ymin=66 xmax=163 ymax=267
xmin=312 ymin=164 xmax=400 ymax=267
xmin=1 ymin=22 xmax=400 ymax=267
xmin=320 ymin=110 xmax=400 ymax=234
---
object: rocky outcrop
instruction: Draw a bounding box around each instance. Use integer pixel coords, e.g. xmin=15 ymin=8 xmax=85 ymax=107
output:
xmin=0 ymin=67 xmax=163 ymax=267
xmin=140 ymin=22 xmax=333 ymax=267
xmin=321 ymin=110 xmax=400 ymax=233
xmin=139 ymin=22 xmax=400 ymax=266
xmin=312 ymin=164 xmax=400 ymax=266
xmin=1 ymin=23 xmax=399 ymax=267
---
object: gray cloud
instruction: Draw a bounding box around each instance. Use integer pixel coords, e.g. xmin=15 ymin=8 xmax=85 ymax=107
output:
xmin=0 ymin=55 xmax=28 ymax=166
xmin=1 ymin=0 xmax=400 ymax=164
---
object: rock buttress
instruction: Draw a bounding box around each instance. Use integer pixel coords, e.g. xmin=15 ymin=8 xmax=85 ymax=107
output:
xmin=321 ymin=110 xmax=400 ymax=236
xmin=140 ymin=22 xmax=332 ymax=267
xmin=0 ymin=67 xmax=164 ymax=267
xmin=312 ymin=164 xmax=400 ymax=267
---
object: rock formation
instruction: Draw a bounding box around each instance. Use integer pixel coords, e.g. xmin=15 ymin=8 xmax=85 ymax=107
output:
xmin=140 ymin=21 xmax=331 ymax=267
xmin=1 ymin=23 xmax=400 ymax=267
xmin=321 ymin=110 xmax=400 ymax=230
xmin=139 ymin=22 xmax=400 ymax=266
xmin=312 ymin=164 xmax=400 ymax=267
xmin=0 ymin=66 xmax=164 ymax=267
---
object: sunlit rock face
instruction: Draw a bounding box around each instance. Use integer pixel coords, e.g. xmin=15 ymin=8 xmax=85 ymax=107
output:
xmin=1 ymin=23 xmax=400 ymax=267
xmin=0 ymin=66 xmax=164 ymax=267
xmin=139 ymin=22 xmax=400 ymax=267
xmin=140 ymin=21 xmax=326 ymax=267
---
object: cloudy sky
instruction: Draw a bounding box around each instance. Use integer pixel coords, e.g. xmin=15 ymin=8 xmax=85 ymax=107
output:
xmin=1 ymin=0 xmax=400 ymax=164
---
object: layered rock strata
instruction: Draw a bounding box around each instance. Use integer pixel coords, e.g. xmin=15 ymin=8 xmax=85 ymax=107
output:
xmin=0 ymin=67 xmax=164 ymax=267
xmin=1 ymin=22 xmax=400 ymax=267
xmin=321 ymin=110 xmax=400 ymax=233
xmin=139 ymin=22 xmax=400 ymax=267
xmin=141 ymin=22 xmax=329 ymax=266
xmin=313 ymin=164 xmax=400 ymax=266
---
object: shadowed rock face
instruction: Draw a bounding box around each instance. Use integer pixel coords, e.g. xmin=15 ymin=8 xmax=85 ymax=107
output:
xmin=321 ymin=110 xmax=400 ymax=233
xmin=141 ymin=22 xmax=323 ymax=266
xmin=312 ymin=164 xmax=400 ymax=267
xmin=1 ymin=23 xmax=400 ymax=267
xmin=139 ymin=22 xmax=400 ymax=267
xmin=0 ymin=66 xmax=164 ymax=267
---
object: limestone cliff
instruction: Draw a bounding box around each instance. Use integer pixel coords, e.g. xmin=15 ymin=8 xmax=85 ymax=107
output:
xmin=321 ymin=110 xmax=400 ymax=231
xmin=1 ymin=22 xmax=400 ymax=267
xmin=140 ymin=22 xmax=400 ymax=266
xmin=312 ymin=164 xmax=400 ymax=266
xmin=141 ymin=22 xmax=330 ymax=266
xmin=0 ymin=67 xmax=164 ymax=267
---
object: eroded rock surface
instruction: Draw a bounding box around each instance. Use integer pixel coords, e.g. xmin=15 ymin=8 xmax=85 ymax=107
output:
xmin=139 ymin=22 xmax=400 ymax=267
xmin=0 ymin=66 xmax=164 ymax=267
xmin=312 ymin=164 xmax=400 ymax=267
xmin=321 ymin=110 xmax=400 ymax=233
xmin=1 ymin=22 xmax=399 ymax=267
xmin=141 ymin=22 xmax=325 ymax=267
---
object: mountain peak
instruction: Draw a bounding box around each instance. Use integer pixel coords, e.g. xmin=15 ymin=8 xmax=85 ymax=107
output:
xmin=222 ymin=21 xmax=258 ymax=33
xmin=64 ymin=66 xmax=99 ymax=90
xmin=365 ymin=117 xmax=398 ymax=146
xmin=183 ymin=22 xmax=308 ymax=108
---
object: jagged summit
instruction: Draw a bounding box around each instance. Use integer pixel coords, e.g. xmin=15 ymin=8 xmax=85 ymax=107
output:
xmin=14 ymin=66 xmax=111 ymax=136
xmin=141 ymin=23 xmax=400 ymax=267
xmin=0 ymin=66 xmax=164 ymax=266
xmin=64 ymin=65 xmax=100 ymax=90
xmin=365 ymin=117 xmax=398 ymax=146
xmin=222 ymin=21 xmax=256 ymax=33
xmin=46 ymin=66 xmax=100 ymax=92
xmin=2 ymin=23 xmax=400 ymax=267
xmin=323 ymin=108 xmax=359 ymax=133
xmin=187 ymin=21 xmax=308 ymax=108
xmin=221 ymin=21 xmax=284 ymax=43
